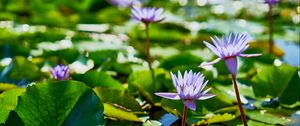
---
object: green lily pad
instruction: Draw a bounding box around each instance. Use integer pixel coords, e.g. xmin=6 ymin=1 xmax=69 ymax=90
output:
xmin=88 ymin=50 xmax=118 ymax=67
xmin=14 ymin=80 xmax=104 ymax=126
xmin=103 ymin=103 xmax=142 ymax=122
xmin=128 ymin=69 xmax=168 ymax=104
xmin=207 ymin=113 xmax=236 ymax=124
xmin=93 ymin=87 xmax=142 ymax=111
xmin=159 ymin=52 xmax=203 ymax=70
xmin=0 ymin=83 xmax=18 ymax=93
xmin=72 ymin=70 xmax=124 ymax=90
xmin=251 ymin=64 xmax=300 ymax=107
xmin=8 ymin=56 xmax=41 ymax=81
xmin=246 ymin=110 xmax=291 ymax=125
xmin=0 ymin=88 xmax=25 ymax=124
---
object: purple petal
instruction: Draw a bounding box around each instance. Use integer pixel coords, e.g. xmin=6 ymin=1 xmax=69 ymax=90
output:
xmin=222 ymin=35 xmax=228 ymax=45
xmin=183 ymin=100 xmax=196 ymax=111
xmin=239 ymin=53 xmax=262 ymax=58
xmin=155 ymin=8 xmax=164 ymax=16
xmin=228 ymin=32 xmax=235 ymax=44
xmin=170 ymin=72 xmax=178 ymax=87
xmin=155 ymin=93 xmax=180 ymax=100
xmin=199 ymin=58 xmax=222 ymax=67
xmin=198 ymin=94 xmax=216 ymax=100
xmin=204 ymin=41 xmax=221 ymax=57
xmin=224 ymin=57 xmax=237 ymax=77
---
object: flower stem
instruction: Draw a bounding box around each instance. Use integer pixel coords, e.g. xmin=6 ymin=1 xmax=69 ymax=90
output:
xmin=182 ymin=105 xmax=187 ymax=126
xmin=145 ymin=23 xmax=156 ymax=92
xmin=268 ymin=4 xmax=274 ymax=53
xmin=231 ymin=74 xmax=248 ymax=126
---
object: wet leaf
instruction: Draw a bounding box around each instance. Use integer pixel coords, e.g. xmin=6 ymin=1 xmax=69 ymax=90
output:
xmin=246 ymin=110 xmax=291 ymax=125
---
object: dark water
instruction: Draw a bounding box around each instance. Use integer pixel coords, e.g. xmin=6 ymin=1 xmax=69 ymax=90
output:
xmin=276 ymin=40 xmax=300 ymax=66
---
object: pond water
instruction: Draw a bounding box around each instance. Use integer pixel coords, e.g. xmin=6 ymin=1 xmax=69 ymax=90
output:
xmin=276 ymin=40 xmax=300 ymax=66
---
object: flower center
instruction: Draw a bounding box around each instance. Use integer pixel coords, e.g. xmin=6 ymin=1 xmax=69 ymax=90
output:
xmin=224 ymin=56 xmax=236 ymax=60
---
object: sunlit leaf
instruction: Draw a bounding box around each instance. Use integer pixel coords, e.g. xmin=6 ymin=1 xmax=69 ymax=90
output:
xmin=252 ymin=64 xmax=300 ymax=107
xmin=207 ymin=113 xmax=236 ymax=124
xmin=128 ymin=69 xmax=168 ymax=104
xmin=246 ymin=111 xmax=291 ymax=125
xmin=14 ymin=80 xmax=104 ymax=126
xmin=159 ymin=52 xmax=202 ymax=70
xmin=103 ymin=103 xmax=142 ymax=122
xmin=0 ymin=88 xmax=25 ymax=124
xmin=0 ymin=83 xmax=18 ymax=93
xmin=72 ymin=70 xmax=124 ymax=90
xmin=7 ymin=56 xmax=41 ymax=82
xmin=93 ymin=87 xmax=142 ymax=111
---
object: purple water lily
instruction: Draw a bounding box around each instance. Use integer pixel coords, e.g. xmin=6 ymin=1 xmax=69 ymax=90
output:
xmin=155 ymin=70 xmax=215 ymax=111
xmin=199 ymin=33 xmax=261 ymax=77
xmin=108 ymin=0 xmax=140 ymax=7
xmin=265 ymin=0 xmax=280 ymax=6
xmin=131 ymin=7 xmax=166 ymax=24
xmin=51 ymin=64 xmax=70 ymax=80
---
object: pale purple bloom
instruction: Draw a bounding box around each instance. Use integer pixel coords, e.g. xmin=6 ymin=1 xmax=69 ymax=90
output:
xmin=108 ymin=0 xmax=140 ymax=7
xmin=51 ymin=64 xmax=70 ymax=80
xmin=131 ymin=7 xmax=166 ymax=24
xmin=264 ymin=0 xmax=280 ymax=6
xmin=199 ymin=33 xmax=262 ymax=77
xmin=155 ymin=70 xmax=215 ymax=111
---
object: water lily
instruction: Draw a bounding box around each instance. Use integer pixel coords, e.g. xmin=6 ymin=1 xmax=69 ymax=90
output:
xmin=155 ymin=70 xmax=215 ymax=126
xmin=264 ymin=0 xmax=280 ymax=6
xmin=200 ymin=33 xmax=261 ymax=126
xmin=130 ymin=7 xmax=166 ymax=91
xmin=155 ymin=70 xmax=215 ymax=111
xmin=108 ymin=0 xmax=140 ymax=8
xmin=199 ymin=33 xmax=261 ymax=77
xmin=131 ymin=7 xmax=166 ymax=24
xmin=51 ymin=64 xmax=70 ymax=80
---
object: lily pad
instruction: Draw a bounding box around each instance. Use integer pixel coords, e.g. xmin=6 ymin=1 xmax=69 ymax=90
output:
xmin=103 ymin=103 xmax=142 ymax=122
xmin=251 ymin=64 xmax=300 ymax=107
xmin=93 ymin=87 xmax=142 ymax=111
xmin=14 ymin=80 xmax=104 ymax=126
xmin=0 ymin=88 xmax=25 ymax=124
xmin=72 ymin=70 xmax=124 ymax=90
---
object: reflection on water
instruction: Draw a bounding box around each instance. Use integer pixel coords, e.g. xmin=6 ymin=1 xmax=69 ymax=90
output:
xmin=288 ymin=111 xmax=300 ymax=126
xmin=276 ymin=40 xmax=300 ymax=66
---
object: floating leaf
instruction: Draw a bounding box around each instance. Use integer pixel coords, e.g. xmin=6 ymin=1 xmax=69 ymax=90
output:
xmin=72 ymin=70 xmax=124 ymax=90
xmin=0 ymin=83 xmax=18 ymax=93
xmin=88 ymin=50 xmax=118 ymax=67
xmin=159 ymin=52 xmax=202 ymax=70
xmin=103 ymin=103 xmax=142 ymax=122
xmin=246 ymin=110 xmax=291 ymax=125
xmin=0 ymin=88 xmax=25 ymax=124
xmin=207 ymin=113 xmax=236 ymax=124
xmin=252 ymin=64 xmax=300 ymax=107
xmin=7 ymin=56 xmax=41 ymax=82
xmin=14 ymin=80 xmax=104 ymax=126
xmin=94 ymin=87 xmax=142 ymax=111
xmin=128 ymin=69 xmax=168 ymax=103
xmin=237 ymin=120 xmax=274 ymax=126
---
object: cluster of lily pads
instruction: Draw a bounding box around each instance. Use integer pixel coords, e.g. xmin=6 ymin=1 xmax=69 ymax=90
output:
xmin=0 ymin=0 xmax=299 ymax=126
